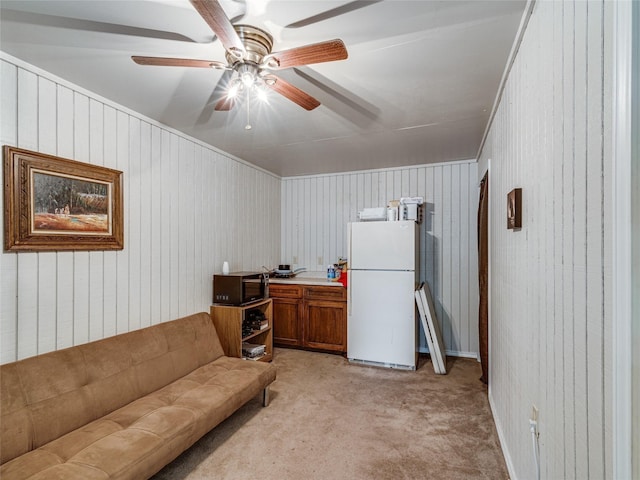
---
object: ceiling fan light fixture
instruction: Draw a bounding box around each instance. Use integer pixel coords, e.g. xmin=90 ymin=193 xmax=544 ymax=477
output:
xmin=236 ymin=62 xmax=259 ymax=88
xmin=241 ymin=71 xmax=254 ymax=87
xmin=256 ymin=87 xmax=268 ymax=103
xmin=227 ymin=82 xmax=240 ymax=98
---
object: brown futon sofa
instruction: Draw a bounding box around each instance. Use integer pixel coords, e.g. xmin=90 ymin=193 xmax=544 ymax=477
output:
xmin=0 ymin=312 xmax=276 ymax=480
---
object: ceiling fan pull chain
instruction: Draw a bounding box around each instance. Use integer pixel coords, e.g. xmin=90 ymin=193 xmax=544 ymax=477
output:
xmin=245 ymin=88 xmax=252 ymax=130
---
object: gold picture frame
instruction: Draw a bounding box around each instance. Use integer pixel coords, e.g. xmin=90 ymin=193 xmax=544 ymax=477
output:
xmin=3 ymin=146 xmax=124 ymax=252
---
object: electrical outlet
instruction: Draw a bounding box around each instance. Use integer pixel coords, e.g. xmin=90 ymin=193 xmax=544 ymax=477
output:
xmin=318 ymin=256 xmax=323 ymax=265
xmin=530 ymin=405 xmax=539 ymax=438
xmin=292 ymin=256 xmax=298 ymax=264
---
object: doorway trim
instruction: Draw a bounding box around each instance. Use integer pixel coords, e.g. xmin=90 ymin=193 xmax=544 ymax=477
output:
xmin=612 ymin=0 xmax=635 ymax=478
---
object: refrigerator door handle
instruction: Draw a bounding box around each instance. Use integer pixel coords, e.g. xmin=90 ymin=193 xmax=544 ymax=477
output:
xmin=348 ymin=223 xmax=352 ymax=316
xmin=348 ymin=275 xmax=352 ymax=316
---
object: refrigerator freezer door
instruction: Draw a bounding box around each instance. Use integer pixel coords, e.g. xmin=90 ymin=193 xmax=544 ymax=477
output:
xmin=347 ymin=270 xmax=417 ymax=369
xmin=349 ymin=221 xmax=417 ymax=271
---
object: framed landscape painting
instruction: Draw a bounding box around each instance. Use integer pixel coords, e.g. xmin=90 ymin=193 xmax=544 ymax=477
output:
xmin=3 ymin=146 xmax=123 ymax=252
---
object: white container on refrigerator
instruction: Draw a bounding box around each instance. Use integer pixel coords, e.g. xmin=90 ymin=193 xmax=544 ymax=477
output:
xmin=347 ymin=220 xmax=419 ymax=369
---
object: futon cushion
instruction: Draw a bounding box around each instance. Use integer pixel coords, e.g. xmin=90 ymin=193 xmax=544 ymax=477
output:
xmin=0 ymin=312 xmax=224 ymax=465
xmin=0 ymin=356 xmax=275 ymax=480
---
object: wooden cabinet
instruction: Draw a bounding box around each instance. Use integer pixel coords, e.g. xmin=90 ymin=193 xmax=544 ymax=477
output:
xmin=272 ymin=298 xmax=303 ymax=347
xmin=210 ymin=298 xmax=273 ymax=362
xmin=304 ymin=300 xmax=347 ymax=351
xmin=270 ymin=283 xmax=347 ymax=353
xmin=303 ymin=285 xmax=347 ymax=352
xmin=269 ymin=284 xmax=303 ymax=347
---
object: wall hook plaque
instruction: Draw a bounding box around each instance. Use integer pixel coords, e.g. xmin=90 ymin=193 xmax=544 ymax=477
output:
xmin=507 ymin=188 xmax=522 ymax=230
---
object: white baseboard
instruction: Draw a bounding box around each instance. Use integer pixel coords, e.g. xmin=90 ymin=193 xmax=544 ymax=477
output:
xmin=488 ymin=390 xmax=518 ymax=480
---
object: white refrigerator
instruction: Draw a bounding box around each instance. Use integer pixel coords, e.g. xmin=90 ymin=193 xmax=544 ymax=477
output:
xmin=347 ymin=220 xmax=419 ymax=370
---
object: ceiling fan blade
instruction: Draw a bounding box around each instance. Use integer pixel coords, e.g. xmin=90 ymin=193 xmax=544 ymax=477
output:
xmin=190 ymin=0 xmax=245 ymax=56
xmin=285 ymin=1 xmax=382 ymax=28
xmin=1 ymin=7 xmax=213 ymax=44
xmin=263 ymin=39 xmax=348 ymax=70
xmin=131 ymin=56 xmax=227 ymax=69
xmin=268 ymin=75 xmax=320 ymax=111
xmin=215 ymin=96 xmax=236 ymax=111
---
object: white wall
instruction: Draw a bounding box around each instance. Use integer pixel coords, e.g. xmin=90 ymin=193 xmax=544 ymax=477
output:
xmin=0 ymin=54 xmax=281 ymax=364
xmin=478 ymin=1 xmax=613 ymax=479
xmin=281 ymin=160 xmax=480 ymax=357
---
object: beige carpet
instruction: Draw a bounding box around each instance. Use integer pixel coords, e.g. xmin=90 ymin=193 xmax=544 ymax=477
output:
xmin=152 ymin=348 xmax=508 ymax=480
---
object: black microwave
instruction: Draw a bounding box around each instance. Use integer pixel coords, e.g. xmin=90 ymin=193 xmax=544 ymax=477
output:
xmin=213 ymin=272 xmax=267 ymax=306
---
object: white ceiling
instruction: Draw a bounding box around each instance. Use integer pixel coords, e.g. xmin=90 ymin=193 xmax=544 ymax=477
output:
xmin=0 ymin=0 xmax=525 ymax=177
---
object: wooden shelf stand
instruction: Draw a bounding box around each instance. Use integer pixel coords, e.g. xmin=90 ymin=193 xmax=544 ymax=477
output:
xmin=210 ymin=298 xmax=273 ymax=362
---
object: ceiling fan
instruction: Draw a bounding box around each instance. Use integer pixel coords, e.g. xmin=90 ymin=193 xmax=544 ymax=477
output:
xmin=131 ymin=0 xmax=348 ymax=118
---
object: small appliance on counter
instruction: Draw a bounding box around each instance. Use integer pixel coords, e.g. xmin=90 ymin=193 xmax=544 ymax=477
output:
xmin=399 ymin=196 xmax=424 ymax=223
xmin=213 ymin=271 xmax=267 ymax=305
xmin=271 ymin=265 xmax=306 ymax=278
xmin=357 ymin=207 xmax=387 ymax=221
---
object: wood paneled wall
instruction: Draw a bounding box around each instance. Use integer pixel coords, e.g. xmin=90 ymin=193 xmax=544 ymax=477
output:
xmin=0 ymin=55 xmax=281 ymax=364
xmin=281 ymin=160 xmax=480 ymax=357
xmin=478 ymin=1 xmax=613 ymax=479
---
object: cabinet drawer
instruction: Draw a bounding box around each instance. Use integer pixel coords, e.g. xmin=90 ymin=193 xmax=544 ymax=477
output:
xmin=304 ymin=285 xmax=347 ymax=302
xmin=269 ymin=283 xmax=303 ymax=299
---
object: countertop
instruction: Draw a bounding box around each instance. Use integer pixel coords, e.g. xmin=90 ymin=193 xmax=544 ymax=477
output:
xmin=269 ymin=272 xmax=343 ymax=287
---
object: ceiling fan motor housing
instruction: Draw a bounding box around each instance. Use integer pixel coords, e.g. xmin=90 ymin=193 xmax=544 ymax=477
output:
xmin=226 ymin=24 xmax=274 ymax=67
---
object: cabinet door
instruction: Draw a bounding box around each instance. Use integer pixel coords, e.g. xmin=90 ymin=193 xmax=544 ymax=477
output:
xmin=272 ymin=297 xmax=303 ymax=346
xmin=303 ymin=300 xmax=347 ymax=352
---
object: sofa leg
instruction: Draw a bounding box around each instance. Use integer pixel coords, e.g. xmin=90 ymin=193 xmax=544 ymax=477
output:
xmin=262 ymin=387 xmax=270 ymax=407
